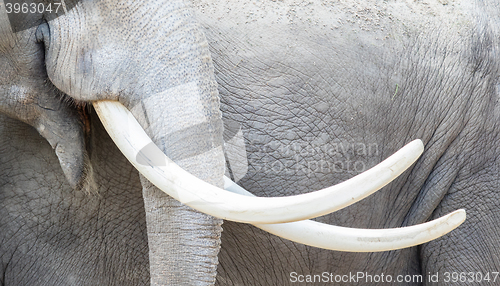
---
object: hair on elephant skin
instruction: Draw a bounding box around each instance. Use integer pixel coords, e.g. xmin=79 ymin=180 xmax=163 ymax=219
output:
xmin=1 ymin=0 xmax=500 ymax=285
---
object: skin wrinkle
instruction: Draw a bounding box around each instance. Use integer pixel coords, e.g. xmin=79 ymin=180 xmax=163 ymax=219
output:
xmin=390 ymin=26 xmax=494 ymax=227
xmin=406 ymin=25 xmax=500 ymax=222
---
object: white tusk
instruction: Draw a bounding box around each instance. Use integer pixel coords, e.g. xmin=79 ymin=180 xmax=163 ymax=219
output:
xmin=93 ymin=100 xmax=423 ymax=224
xmin=225 ymin=176 xmax=466 ymax=252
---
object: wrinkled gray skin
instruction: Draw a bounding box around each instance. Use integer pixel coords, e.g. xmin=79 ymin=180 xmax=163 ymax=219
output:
xmin=1 ymin=0 xmax=224 ymax=285
xmin=196 ymin=1 xmax=500 ymax=285
xmin=1 ymin=0 xmax=500 ymax=286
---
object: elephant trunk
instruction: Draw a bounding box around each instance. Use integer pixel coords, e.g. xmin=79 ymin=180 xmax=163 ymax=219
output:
xmin=132 ymin=78 xmax=225 ymax=285
xmin=135 ymin=86 xmax=225 ymax=284
xmin=141 ymin=179 xmax=222 ymax=285
xmin=127 ymin=16 xmax=225 ymax=286
xmin=126 ymin=2 xmax=225 ymax=282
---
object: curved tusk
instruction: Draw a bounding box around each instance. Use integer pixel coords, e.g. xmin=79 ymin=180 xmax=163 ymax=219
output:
xmin=93 ymin=100 xmax=423 ymax=224
xmin=225 ymin=176 xmax=466 ymax=252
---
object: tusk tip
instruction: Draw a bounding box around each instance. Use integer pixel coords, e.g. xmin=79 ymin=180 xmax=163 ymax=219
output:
xmin=448 ymin=208 xmax=466 ymax=225
xmin=408 ymin=139 xmax=424 ymax=156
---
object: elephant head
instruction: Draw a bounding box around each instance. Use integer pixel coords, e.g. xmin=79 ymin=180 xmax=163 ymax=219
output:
xmin=0 ymin=0 xmax=466 ymax=284
xmin=2 ymin=0 xmax=226 ymax=283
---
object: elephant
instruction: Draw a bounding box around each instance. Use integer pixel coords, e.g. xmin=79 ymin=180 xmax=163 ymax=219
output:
xmin=0 ymin=0 xmax=499 ymax=285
